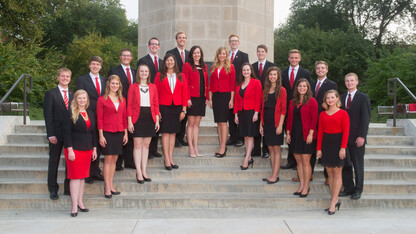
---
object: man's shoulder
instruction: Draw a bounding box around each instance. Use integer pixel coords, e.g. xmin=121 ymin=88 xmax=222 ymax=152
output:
xmin=298 ymin=67 xmax=311 ymax=74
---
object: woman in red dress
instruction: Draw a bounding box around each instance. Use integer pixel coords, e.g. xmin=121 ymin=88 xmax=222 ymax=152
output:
xmin=64 ymin=90 xmax=97 ymax=217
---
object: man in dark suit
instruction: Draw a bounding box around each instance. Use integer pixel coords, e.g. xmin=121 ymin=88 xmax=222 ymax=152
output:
xmin=44 ymin=68 xmax=73 ymax=200
xmin=137 ymin=37 xmax=163 ymax=158
xmin=339 ymin=72 xmax=371 ymax=199
xmin=281 ymin=49 xmax=311 ymax=170
xmin=76 ymin=56 xmax=106 ymax=183
xmin=228 ymin=34 xmax=249 ymax=147
xmin=107 ymin=49 xmax=136 ymax=170
xmin=165 ymin=32 xmax=189 ymax=147
xmin=252 ymin=44 xmax=276 ymax=158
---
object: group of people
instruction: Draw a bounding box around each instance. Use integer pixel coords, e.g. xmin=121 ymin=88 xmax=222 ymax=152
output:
xmin=43 ymin=32 xmax=371 ymax=217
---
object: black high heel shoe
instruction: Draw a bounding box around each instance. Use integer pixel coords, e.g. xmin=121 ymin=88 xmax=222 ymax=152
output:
xmin=299 ymin=188 xmax=310 ymax=198
xmin=327 ymin=201 xmax=342 ymax=215
xmin=325 ymin=201 xmax=341 ymax=211
xmin=136 ymin=173 xmax=144 ymax=184
xmin=171 ymin=164 xmax=179 ymax=169
xmin=240 ymin=159 xmax=254 ymax=170
xmin=77 ymin=205 xmax=89 ymax=212
xmin=71 ymin=212 xmax=78 ymax=217
xmin=143 ymin=177 xmax=152 ymax=182
xmin=111 ymin=191 xmax=120 ymax=195
xmin=165 ymin=165 xmax=172 ymax=170
xmin=216 ymin=147 xmax=227 ymax=158
xmin=267 ymin=177 xmax=279 ymax=184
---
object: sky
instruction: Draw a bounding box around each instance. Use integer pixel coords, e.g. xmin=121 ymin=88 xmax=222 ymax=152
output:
xmin=119 ymin=0 xmax=292 ymax=28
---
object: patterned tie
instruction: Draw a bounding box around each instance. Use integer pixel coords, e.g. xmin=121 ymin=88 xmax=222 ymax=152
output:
xmin=315 ymin=81 xmax=321 ymax=98
xmin=230 ymin=52 xmax=234 ymax=64
xmin=259 ymin=63 xmax=263 ymax=78
xmin=180 ymin=50 xmax=185 ymax=63
xmin=347 ymin=93 xmax=352 ymax=110
xmin=95 ymin=77 xmax=100 ymax=95
xmin=126 ymin=67 xmax=132 ymax=84
xmin=154 ymin=56 xmax=158 ymax=73
xmin=63 ymin=90 xmax=69 ymax=109
xmin=290 ymin=68 xmax=295 ymax=88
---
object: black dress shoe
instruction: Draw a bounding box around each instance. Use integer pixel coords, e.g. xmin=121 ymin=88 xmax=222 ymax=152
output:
xmin=104 ymin=194 xmax=112 ymax=199
xmin=148 ymin=153 xmax=154 ymax=159
xmin=85 ymin=177 xmax=94 ymax=184
xmin=262 ymin=153 xmax=270 ymax=158
xmin=115 ymin=166 xmax=124 ymax=171
xmin=153 ymin=152 xmax=162 ymax=158
xmin=171 ymin=164 xmax=179 ymax=169
xmin=351 ymin=191 xmax=361 ymax=199
xmin=78 ymin=206 xmax=89 ymax=212
xmin=280 ymin=163 xmax=296 ymax=169
xmin=63 ymin=191 xmax=70 ymax=196
xmin=50 ymin=191 xmax=59 ymax=200
xmin=144 ymin=177 xmax=152 ymax=182
xmin=93 ymin=174 xmax=104 ymax=181
xmin=234 ymin=140 xmax=244 ymax=147
xmin=226 ymin=139 xmax=236 ymax=146
xmin=339 ymin=190 xmax=354 ymax=197
xmin=124 ymin=165 xmax=136 ymax=169
xmin=175 ymin=139 xmax=182 ymax=147
xmin=71 ymin=212 xmax=78 ymax=217
xmin=111 ymin=191 xmax=121 ymax=195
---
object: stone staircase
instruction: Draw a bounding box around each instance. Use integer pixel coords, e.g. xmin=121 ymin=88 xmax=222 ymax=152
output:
xmin=1 ymin=120 xmax=416 ymax=211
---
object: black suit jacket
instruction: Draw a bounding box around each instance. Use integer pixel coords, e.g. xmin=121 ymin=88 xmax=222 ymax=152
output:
xmin=282 ymin=66 xmax=311 ymax=104
xmin=137 ymin=54 xmax=163 ymax=83
xmin=312 ymin=78 xmax=338 ymax=114
xmin=166 ymin=48 xmax=189 ymax=72
xmin=231 ymin=50 xmax=249 ymax=83
xmin=63 ymin=109 xmax=97 ymax=151
xmin=76 ymin=74 xmax=106 ymax=113
xmin=252 ymin=60 xmax=276 ymax=89
xmin=107 ymin=65 xmax=136 ymax=99
xmin=341 ymin=91 xmax=371 ymax=144
xmin=43 ymin=87 xmax=74 ymax=141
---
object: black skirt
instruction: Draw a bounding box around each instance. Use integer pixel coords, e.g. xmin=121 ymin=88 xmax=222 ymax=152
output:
xmin=321 ymin=133 xmax=349 ymax=168
xmin=238 ymin=109 xmax=259 ymax=137
xmin=101 ymin=131 xmax=123 ymax=155
xmin=188 ymin=96 xmax=206 ymax=116
xmin=263 ymin=108 xmax=284 ymax=146
xmin=212 ymin=92 xmax=230 ymax=123
xmin=289 ymin=105 xmax=315 ymax=154
xmin=160 ymin=104 xmax=182 ymax=133
xmin=133 ymin=107 xmax=156 ymax=137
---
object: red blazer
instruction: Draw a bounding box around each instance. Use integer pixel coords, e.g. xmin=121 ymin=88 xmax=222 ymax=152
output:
xmin=209 ymin=65 xmax=236 ymax=93
xmin=154 ymin=72 xmax=188 ymax=107
xmin=127 ymin=83 xmax=159 ymax=123
xmin=182 ymin=62 xmax=209 ymax=100
xmin=96 ymin=96 xmax=127 ymax=132
xmin=234 ymin=78 xmax=262 ymax=113
xmin=261 ymin=86 xmax=287 ymax=127
xmin=286 ymin=97 xmax=318 ymax=140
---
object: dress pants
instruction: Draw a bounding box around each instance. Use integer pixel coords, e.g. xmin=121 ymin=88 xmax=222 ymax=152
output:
xmin=228 ymin=108 xmax=241 ymax=142
xmin=89 ymin=135 xmax=102 ymax=178
xmin=342 ymin=143 xmax=365 ymax=193
xmin=48 ymin=141 xmax=70 ymax=193
xmin=116 ymin=134 xmax=135 ymax=168
xmin=252 ymin=119 xmax=269 ymax=156
xmin=176 ymin=115 xmax=187 ymax=142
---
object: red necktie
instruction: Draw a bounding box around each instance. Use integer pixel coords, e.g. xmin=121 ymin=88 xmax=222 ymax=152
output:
xmin=95 ymin=77 xmax=100 ymax=95
xmin=180 ymin=51 xmax=185 ymax=63
xmin=231 ymin=52 xmax=234 ymax=64
xmin=315 ymin=81 xmax=321 ymax=98
xmin=290 ymin=68 xmax=295 ymax=88
xmin=154 ymin=56 xmax=158 ymax=72
xmin=126 ymin=67 xmax=132 ymax=84
xmin=347 ymin=93 xmax=352 ymax=110
xmin=259 ymin=63 xmax=263 ymax=78
xmin=63 ymin=90 xmax=69 ymax=109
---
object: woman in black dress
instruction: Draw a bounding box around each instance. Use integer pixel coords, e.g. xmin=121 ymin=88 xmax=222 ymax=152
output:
xmin=286 ymin=79 xmax=318 ymax=197
xmin=234 ymin=63 xmax=262 ymax=169
xmin=260 ymin=67 xmax=287 ymax=183
xmin=183 ymin=46 xmax=208 ymax=157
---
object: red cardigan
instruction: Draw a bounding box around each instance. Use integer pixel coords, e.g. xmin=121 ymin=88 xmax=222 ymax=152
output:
xmin=182 ymin=62 xmax=209 ymax=100
xmin=127 ymin=83 xmax=159 ymax=123
xmin=209 ymin=65 xmax=236 ymax=93
xmin=286 ymin=97 xmax=318 ymax=140
xmin=154 ymin=72 xmax=188 ymax=107
xmin=261 ymin=86 xmax=287 ymax=127
xmin=317 ymin=109 xmax=350 ymax=150
xmin=96 ymin=96 xmax=127 ymax=132
xmin=234 ymin=78 xmax=262 ymax=114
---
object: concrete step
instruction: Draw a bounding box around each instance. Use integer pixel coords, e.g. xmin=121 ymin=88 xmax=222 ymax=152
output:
xmin=1 ymin=193 xmax=415 ymax=210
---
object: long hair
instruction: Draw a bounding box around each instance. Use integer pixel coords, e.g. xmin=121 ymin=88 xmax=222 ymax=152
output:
xmin=322 ymin=89 xmax=342 ymax=110
xmin=263 ymin=66 xmax=282 ymax=102
xmin=135 ymin=64 xmax=151 ymax=84
xmin=237 ymin=62 xmax=256 ymax=85
xmin=188 ymin=45 xmax=206 ymax=72
xmin=159 ymin=53 xmax=183 ymax=82
xmin=210 ymin=47 xmax=231 ymax=75
xmin=104 ymin=75 xmax=124 ymax=101
xmin=292 ymin=78 xmax=312 ymax=106
xmin=71 ymin=90 xmax=89 ymax=124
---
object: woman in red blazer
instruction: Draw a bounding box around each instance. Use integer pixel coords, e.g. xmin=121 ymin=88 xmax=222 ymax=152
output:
xmin=286 ymin=78 xmax=318 ymax=198
xmin=154 ymin=54 xmax=188 ymax=170
xmin=183 ymin=46 xmax=208 ymax=157
xmin=127 ymin=64 xmax=160 ymax=183
xmin=259 ymin=66 xmax=287 ymax=183
xmin=209 ymin=47 xmax=235 ymax=157
xmin=234 ymin=63 xmax=262 ymax=170
xmin=96 ymin=75 xmax=128 ymax=198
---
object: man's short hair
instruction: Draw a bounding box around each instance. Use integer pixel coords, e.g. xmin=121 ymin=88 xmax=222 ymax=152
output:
xmin=89 ymin=56 xmax=103 ymax=65
xmin=57 ymin=67 xmax=72 ymax=76
xmin=148 ymin=37 xmax=160 ymax=45
xmin=288 ymin=49 xmax=301 ymax=57
xmin=229 ymin=34 xmax=239 ymax=40
xmin=257 ymin=44 xmax=268 ymax=52
xmin=345 ymin=72 xmax=359 ymax=81
xmin=175 ymin=32 xmax=186 ymax=39
xmin=119 ymin=48 xmax=133 ymax=57
xmin=315 ymin=60 xmax=328 ymax=69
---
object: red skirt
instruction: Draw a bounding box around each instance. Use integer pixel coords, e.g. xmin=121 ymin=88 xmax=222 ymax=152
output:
xmin=64 ymin=148 xmax=92 ymax=179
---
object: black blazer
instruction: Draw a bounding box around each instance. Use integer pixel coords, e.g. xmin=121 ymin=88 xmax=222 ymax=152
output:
xmin=76 ymin=74 xmax=106 ymax=113
xmin=107 ymin=65 xmax=136 ymax=99
xmin=136 ymin=54 xmax=163 ymax=83
xmin=231 ymin=50 xmax=249 ymax=83
xmin=282 ymin=66 xmax=311 ymax=104
xmin=43 ymin=87 xmax=74 ymax=141
xmin=312 ymin=78 xmax=338 ymax=114
xmin=63 ymin=109 xmax=97 ymax=151
xmin=166 ymin=48 xmax=189 ymax=72
xmin=252 ymin=60 xmax=276 ymax=89
xmin=341 ymin=91 xmax=371 ymax=144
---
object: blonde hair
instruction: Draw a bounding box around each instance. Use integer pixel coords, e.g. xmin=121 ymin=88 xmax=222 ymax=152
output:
xmin=71 ymin=90 xmax=89 ymax=124
xmin=288 ymin=49 xmax=301 ymax=57
xmin=211 ymin=47 xmax=231 ymax=74
xmin=322 ymin=89 xmax=342 ymax=110
xmin=315 ymin=60 xmax=328 ymax=69
xmin=104 ymin=75 xmax=124 ymax=101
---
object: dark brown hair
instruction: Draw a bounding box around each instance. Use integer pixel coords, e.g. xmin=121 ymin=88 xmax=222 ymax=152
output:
xmin=292 ymin=78 xmax=312 ymax=105
xmin=188 ymin=45 xmax=206 ymax=72
xmin=159 ymin=54 xmax=182 ymax=82
xmin=237 ymin=62 xmax=257 ymax=85
xmin=263 ymin=66 xmax=282 ymax=102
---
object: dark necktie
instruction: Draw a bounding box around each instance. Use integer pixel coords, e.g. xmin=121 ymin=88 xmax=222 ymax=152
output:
xmin=347 ymin=93 xmax=352 ymax=110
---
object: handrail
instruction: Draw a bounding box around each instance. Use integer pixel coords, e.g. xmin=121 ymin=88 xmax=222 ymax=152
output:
xmin=387 ymin=77 xmax=416 ymax=127
xmin=0 ymin=74 xmax=33 ymax=125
